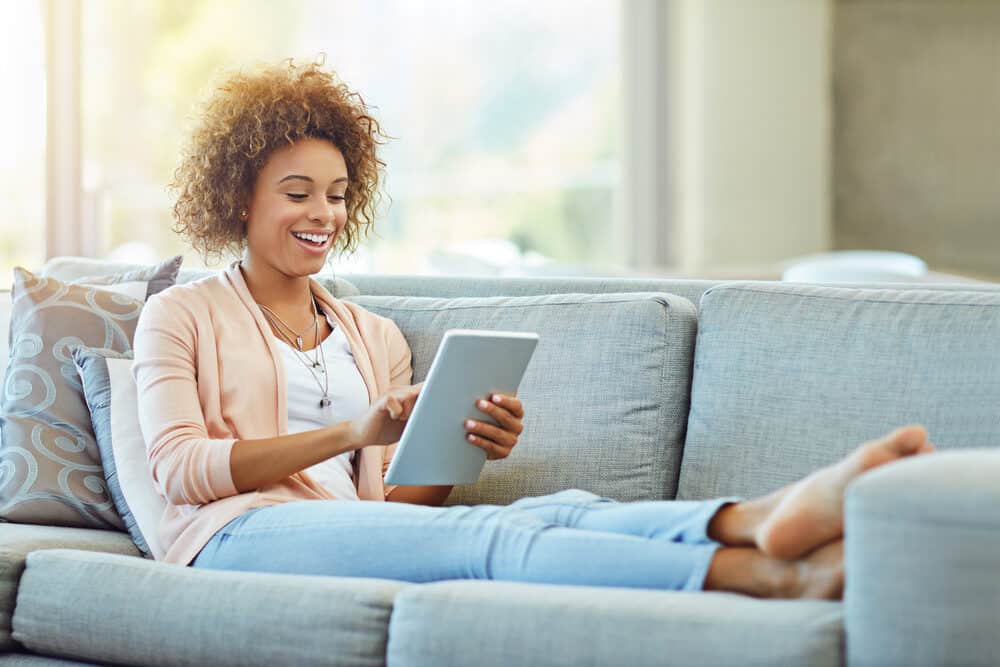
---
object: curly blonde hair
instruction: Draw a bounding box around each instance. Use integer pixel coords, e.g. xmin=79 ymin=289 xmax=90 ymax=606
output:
xmin=171 ymin=59 xmax=386 ymax=261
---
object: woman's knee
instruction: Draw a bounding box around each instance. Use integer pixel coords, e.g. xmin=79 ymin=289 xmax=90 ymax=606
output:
xmin=513 ymin=489 xmax=608 ymax=506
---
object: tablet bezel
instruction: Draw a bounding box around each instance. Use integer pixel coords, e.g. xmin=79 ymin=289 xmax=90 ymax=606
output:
xmin=383 ymin=329 xmax=539 ymax=486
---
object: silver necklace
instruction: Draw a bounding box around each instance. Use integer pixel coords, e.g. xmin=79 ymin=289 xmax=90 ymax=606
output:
xmin=260 ymin=301 xmax=333 ymax=408
xmin=258 ymin=301 xmax=317 ymax=351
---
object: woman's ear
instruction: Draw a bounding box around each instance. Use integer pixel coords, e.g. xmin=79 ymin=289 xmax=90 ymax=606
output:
xmin=238 ymin=204 xmax=250 ymax=237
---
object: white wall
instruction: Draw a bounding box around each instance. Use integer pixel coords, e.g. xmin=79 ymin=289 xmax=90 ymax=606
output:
xmin=667 ymin=0 xmax=832 ymax=273
xmin=834 ymin=0 xmax=1000 ymax=280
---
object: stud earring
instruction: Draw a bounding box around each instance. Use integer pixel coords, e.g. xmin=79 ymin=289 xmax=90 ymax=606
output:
xmin=240 ymin=209 xmax=248 ymax=219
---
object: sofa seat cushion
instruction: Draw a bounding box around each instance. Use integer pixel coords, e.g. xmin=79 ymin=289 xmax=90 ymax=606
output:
xmin=679 ymin=283 xmax=1000 ymax=500
xmin=0 ymin=655 xmax=103 ymax=666
xmin=387 ymin=580 xmax=843 ymax=667
xmin=12 ymin=549 xmax=407 ymax=667
xmin=0 ymin=524 xmax=139 ymax=651
xmin=351 ymin=292 xmax=699 ymax=504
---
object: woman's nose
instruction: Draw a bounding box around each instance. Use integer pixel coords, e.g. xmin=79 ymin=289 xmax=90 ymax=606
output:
xmin=308 ymin=199 xmax=336 ymax=224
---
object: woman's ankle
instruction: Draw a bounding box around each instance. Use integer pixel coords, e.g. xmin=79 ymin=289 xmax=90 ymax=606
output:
xmin=707 ymin=495 xmax=777 ymax=547
xmin=703 ymin=547 xmax=797 ymax=598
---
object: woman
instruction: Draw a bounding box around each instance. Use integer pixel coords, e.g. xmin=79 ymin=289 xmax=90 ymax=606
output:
xmin=133 ymin=61 xmax=934 ymax=598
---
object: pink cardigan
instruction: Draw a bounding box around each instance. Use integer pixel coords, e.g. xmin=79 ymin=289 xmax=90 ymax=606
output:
xmin=132 ymin=262 xmax=411 ymax=566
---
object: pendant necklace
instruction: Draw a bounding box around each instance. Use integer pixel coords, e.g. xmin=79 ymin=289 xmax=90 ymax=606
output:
xmin=259 ymin=299 xmax=333 ymax=407
xmin=258 ymin=301 xmax=316 ymax=351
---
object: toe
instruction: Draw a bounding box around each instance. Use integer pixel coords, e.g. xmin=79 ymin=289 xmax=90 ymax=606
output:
xmin=889 ymin=424 xmax=929 ymax=454
xmin=853 ymin=424 xmax=929 ymax=474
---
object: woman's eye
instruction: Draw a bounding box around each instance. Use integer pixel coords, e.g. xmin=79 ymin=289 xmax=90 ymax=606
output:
xmin=328 ymin=195 xmax=346 ymax=203
xmin=286 ymin=193 xmax=307 ymax=201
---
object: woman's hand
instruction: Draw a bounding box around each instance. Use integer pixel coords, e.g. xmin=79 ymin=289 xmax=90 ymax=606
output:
xmin=464 ymin=393 xmax=524 ymax=460
xmin=348 ymin=383 xmax=423 ymax=449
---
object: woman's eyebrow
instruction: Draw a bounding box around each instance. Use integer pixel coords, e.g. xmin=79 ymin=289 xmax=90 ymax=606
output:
xmin=277 ymin=175 xmax=348 ymax=185
xmin=277 ymin=174 xmax=313 ymax=184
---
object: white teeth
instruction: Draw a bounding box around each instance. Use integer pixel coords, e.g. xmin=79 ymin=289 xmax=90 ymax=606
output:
xmin=292 ymin=232 xmax=329 ymax=245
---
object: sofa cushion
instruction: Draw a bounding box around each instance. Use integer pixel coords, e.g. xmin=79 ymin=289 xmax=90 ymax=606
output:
xmin=351 ymin=292 xmax=698 ymax=504
xmin=0 ymin=654 xmax=102 ymax=666
xmin=73 ymin=349 xmax=164 ymax=559
xmin=342 ymin=273 xmax=1000 ymax=303
xmin=678 ymin=283 xmax=1000 ymax=500
xmin=39 ymin=255 xmax=360 ymax=298
xmin=387 ymin=580 xmax=843 ymax=667
xmin=0 ymin=259 xmax=179 ymax=530
xmin=68 ymin=256 xmax=182 ymax=299
xmin=347 ymin=274 xmax=723 ymax=308
xmin=12 ymin=549 xmax=406 ymax=667
xmin=0 ymin=524 xmax=139 ymax=652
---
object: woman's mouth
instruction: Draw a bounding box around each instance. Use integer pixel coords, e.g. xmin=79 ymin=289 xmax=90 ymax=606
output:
xmin=291 ymin=231 xmax=332 ymax=253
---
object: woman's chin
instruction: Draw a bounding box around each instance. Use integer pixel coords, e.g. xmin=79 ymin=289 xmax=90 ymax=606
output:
xmin=295 ymin=247 xmax=332 ymax=266
xmin=300 ymin=259 xmax=330 ymax=276
xmin=277 ymin=256 xmax=330 ymax=278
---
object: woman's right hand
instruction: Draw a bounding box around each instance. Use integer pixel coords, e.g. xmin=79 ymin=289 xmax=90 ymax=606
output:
xmin=347 ymin=383 xmax=423 ymax=449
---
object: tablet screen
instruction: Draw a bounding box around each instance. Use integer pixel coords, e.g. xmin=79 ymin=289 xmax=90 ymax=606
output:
xmin=383 ymin=329 xmax=539 ymax=486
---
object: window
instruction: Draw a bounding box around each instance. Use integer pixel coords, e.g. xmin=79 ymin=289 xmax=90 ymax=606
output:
xmin=0 ymin=0 xmax=46 ymax=287
xmin=79 ymin=0 xmax=621 ymax=274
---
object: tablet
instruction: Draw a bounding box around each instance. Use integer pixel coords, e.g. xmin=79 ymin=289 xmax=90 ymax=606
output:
xmin=383 ymin=329 xmax=539 ymax=486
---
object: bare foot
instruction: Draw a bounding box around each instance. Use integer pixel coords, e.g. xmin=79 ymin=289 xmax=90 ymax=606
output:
xmin=703 ymin=541 xmax=844 ymax=600
xmin=790 ymin=540 xmax=844 ymax=600
xmin=755 ymin=425 xmax=934 ymax=559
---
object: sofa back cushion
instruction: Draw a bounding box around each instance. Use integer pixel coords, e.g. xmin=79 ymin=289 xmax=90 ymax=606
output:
xmin=39 ymin=256 xmax=361 ymax=297
xmin=677 ymin=283 xmax=1000 ymax=500
xmin=340 ymin=273 xmax=1000 ymax=304
xmin=351 ymin=292 xmax=698 ymax=504
xmin=347 ymin=274 xmax=723 ymax=309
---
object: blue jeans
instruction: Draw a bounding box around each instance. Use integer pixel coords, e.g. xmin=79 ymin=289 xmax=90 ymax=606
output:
xmin=192 ymin=489 xmax=734 ymax=591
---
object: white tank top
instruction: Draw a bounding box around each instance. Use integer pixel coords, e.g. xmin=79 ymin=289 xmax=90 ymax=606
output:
xmin=275 ymin=312 xmax=369 ymax=501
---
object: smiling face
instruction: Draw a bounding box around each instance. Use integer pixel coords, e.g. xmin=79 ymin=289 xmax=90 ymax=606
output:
xmin=243 ymin=137 xmax=349 ymax=278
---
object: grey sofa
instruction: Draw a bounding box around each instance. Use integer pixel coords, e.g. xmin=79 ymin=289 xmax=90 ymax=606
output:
xmin=2 ymin=258 xmax=999 ymax=667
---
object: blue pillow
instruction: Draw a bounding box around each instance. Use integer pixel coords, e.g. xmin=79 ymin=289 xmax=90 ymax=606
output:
xmin=73 ymin=347 xmax=166 ymax=559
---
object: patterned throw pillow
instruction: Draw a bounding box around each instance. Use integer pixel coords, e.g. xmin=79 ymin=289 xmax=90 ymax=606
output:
xmin=73 ymin=348 xmax=166 ymax=558
xmin=0 ymin=256 xmax=181 ymax=529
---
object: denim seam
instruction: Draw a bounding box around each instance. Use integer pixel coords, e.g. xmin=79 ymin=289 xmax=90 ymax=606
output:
xmin=223 ymin=518 xmax=382 ymax=537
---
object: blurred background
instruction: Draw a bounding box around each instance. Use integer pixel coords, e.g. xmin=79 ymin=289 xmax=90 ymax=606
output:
xmin=1 ymin=0 xmax=998 ymax=285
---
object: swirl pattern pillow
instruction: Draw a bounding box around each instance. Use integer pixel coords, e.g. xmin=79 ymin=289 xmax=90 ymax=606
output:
xmin=0 ymin=257 xmax=181 ymax=529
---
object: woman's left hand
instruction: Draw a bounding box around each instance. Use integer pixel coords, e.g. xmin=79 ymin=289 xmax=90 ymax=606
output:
xmin=464 ymin=394 xmax=524 ymax=460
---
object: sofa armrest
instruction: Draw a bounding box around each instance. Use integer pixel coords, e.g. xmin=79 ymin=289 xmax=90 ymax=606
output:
xmin=844 ymin=450 xmax=1000 ymax=667
xmin=0 ymin=524 xmax=139 ymax=652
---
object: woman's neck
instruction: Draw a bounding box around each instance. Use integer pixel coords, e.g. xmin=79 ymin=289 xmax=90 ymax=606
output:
xmin=238 ymin=255 xmax=313 ymax=314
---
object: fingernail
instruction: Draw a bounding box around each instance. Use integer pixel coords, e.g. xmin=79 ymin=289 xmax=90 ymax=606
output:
xmin=467 ymin=434 xmax=476 ymax=442
xmin=491 ymin=394 xmax=502 ymax=403
xmin=466 ymin=420 xmax=475 ymax=428
xmin=478 ymin=400 xmax=489 ymax=409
